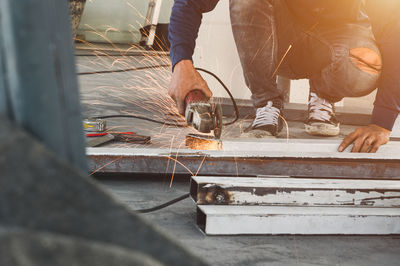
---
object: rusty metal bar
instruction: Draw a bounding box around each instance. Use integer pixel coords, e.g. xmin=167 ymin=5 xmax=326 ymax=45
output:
xmin=190 ymin=176 xmax=400 ymax=207
xmin=87 ymin=145 xmax=400 ymax=179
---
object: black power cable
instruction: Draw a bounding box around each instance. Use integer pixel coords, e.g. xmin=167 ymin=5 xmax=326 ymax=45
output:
xmin=195 ymin=67 xmax=239 ymax=126
xmin=78 ymin=64 xmax=171 ymax=75
xmin=86 ymin=67 xmax=240 ymax=128
xmin=91 ymin=114 xmax=186 ymax=127
xmin=135 ymin=193 xmax=190 ymax=213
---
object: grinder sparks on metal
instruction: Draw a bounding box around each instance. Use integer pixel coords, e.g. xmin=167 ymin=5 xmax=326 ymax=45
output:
xmin=185 ymin=133 xmax=222 ymax=151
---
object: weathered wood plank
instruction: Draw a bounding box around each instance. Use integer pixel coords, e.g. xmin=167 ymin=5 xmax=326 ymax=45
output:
xmin=191 ymin=176 xmax=400 ymax=207
xmin=197 ymin=205 xmax=400 ymax=235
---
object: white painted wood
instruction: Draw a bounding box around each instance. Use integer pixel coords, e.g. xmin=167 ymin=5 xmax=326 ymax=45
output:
xmin=198 ymin=205 xmax=400 ymax=235
xmin=192 ymin=176 xmax=400 ymax=207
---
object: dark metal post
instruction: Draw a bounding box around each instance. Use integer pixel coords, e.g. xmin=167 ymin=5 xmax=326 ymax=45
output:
xmin=0 ymin=0 xmax=87 ymax=171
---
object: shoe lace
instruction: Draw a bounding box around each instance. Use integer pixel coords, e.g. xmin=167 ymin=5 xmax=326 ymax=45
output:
xmin=308 ymin=92 xmax=334 ymax=122
xmin=252 ymin=101 xmax=280 ymax=128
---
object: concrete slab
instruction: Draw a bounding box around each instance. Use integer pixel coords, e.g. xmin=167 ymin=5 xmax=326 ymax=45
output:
xmin=99 ymin=177 xmax=400 ymax=266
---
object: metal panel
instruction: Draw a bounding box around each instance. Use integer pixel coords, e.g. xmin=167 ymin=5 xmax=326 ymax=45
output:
xmin=191 ymin=176 xmax=400 ymax=207
xmin=197 ymin=205 xmax=400 ymax=235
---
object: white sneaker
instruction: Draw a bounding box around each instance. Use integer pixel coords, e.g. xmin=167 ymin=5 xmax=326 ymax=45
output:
xmin=243 ymin=98 xmax=283 ymax=138
xmin=305 ymin=92 xmax=340 ymax=136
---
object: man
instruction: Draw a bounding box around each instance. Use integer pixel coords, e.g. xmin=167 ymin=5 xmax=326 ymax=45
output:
xmin=168 ymin=0 xmax=400 ymax=153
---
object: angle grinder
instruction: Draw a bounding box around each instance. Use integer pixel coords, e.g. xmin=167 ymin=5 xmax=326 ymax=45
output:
xmin=184 ymin=90 xmax=223 ymax=140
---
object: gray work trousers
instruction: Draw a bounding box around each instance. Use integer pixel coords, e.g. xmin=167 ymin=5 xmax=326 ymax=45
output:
xmin=229 ymin=0 xmax=381 ymax=108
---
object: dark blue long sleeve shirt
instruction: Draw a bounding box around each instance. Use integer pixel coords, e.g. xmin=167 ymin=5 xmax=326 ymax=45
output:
xmin=169 ymin=0 xmax=400 ymax=131
xmin=368 ymin=2 xmax=400 ymax=130
xmin=168 ymin=0 xmax=218 ymax=69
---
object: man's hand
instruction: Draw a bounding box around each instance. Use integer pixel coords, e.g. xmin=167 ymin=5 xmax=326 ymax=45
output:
xmin=168 ymin=60 xmax=212 ymax=115
xmin=338 ymin=124 xmax=391 ymax=153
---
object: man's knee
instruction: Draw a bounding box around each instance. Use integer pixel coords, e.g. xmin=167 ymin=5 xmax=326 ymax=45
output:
xmin=346 ymin=47 xmax=381 ymax=97
xmin=349 ymin=47 xmax=382 ymax=75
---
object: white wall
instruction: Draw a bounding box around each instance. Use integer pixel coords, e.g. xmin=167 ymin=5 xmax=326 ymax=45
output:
xmin=193 ymin=1 xmax=250 ymax=100
xmin=78 ymin=0 xmax=173 ymax=44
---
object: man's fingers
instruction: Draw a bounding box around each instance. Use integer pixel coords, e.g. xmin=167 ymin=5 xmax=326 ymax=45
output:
xmin=369 ymin=138 xmax=388 ymax=153
xmin=360 ymin=137 xmax=373 ymax=153
xmin=370 ymin=143 xmax=380 ymax=153
xmin=203 ymin=86 xmax=213 ymax=99
xmin=339 ymin=125 xmax=390 ymax=153
xmin=351 ymin=138 xmax=364 ymax=152
xmin=176 ymin=100 xmax=185 ymax=116
xmin=338 ymin=132 xmax=357 ymax=152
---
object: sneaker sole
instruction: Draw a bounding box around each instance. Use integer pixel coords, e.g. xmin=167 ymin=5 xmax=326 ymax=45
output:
xmin=240 ymin=129 xmax=280 ymax=139
xmin=305 ymin=122 xmax=340 ymax=137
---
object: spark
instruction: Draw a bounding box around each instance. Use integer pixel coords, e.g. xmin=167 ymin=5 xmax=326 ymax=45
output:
xmin=271 ymin=44 xmax=292 ymax=78
xmin=90 ymin=156 xmax=123 ymax=176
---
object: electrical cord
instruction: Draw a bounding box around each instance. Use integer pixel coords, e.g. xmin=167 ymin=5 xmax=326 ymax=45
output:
xmin=195 ymin=67 xmax=239 ymax=126
xmin=77 ymin=64 xmax=171 ymax=75
xmin=87 ymin=67 xmax=240 ymax=127
xmin=76 ymin=52 xmax=170 ymax=57
xmin=91 ymin=114 xmax=186 ymax=127
xmin=135 ymin=193 xmax=190 ymax=213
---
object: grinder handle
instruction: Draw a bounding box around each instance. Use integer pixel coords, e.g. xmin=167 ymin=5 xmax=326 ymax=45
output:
xmin=185 ymin=90 xmax=208 ymax=108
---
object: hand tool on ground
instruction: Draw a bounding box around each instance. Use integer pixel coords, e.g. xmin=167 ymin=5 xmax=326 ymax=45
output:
xmin=111 ymin=132 xmax=151 ymax=143
xmin=83 ymin=118 xmax=106 ymax=132
xmin=86 ymin=133 xmax=115 ymax=147
xmin=184 ymin=90 xmax=223 ymax=139
xmin=86 ymin=131 xmax=151 ymax=147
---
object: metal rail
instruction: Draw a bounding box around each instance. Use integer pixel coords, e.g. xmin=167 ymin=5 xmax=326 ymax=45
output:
xmin=87 ymin=142 xmax=400 ymax=178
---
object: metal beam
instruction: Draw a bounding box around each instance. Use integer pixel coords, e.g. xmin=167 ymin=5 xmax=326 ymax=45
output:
xmin=0 ymin=0 xmax=87 ymax=171
xmin=191 ymin=176 xmax=400 ymax=207
xmin=87 ymin=141 xmax=400 ymax=178
xmin=197 ymin=205 xmax=400 ymax=235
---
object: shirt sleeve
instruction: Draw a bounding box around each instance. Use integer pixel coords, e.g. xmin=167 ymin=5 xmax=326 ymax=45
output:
xmin=168 ymin=0 xmax=219 ymax=70
xmin=370 ymin=17 xmax=400 ymax=131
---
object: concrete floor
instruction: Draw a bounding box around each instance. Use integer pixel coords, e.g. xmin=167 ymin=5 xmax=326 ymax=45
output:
xmin=77 ymin=46 xmax=400 ymax=265
xmin=98 ymin=176 xmax=400 ymax=266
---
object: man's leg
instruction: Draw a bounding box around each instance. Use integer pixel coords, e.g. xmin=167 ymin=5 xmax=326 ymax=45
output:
xmin=229 ymin=0 xmax=279 ymax=108
xmin=229 ymin=0 xmax=284 ymax=136
xmin=310 ymin=26 xmax=381 ymax=104
xmin=305 ymin=25 xmax=381 ymax=136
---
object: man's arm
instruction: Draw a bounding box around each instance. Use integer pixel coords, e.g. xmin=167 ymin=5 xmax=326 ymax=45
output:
xmin=169 ymin=0 xmax=219 ymax=69
xmin=339 ymin=2 xmax=400 ymax=153
xmin=168 ymin=0 xmax=219 ymax=114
